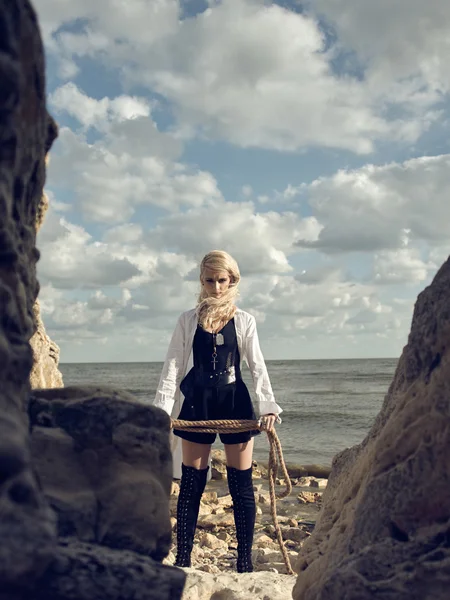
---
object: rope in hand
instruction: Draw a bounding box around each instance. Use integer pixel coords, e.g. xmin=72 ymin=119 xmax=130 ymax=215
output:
xmin=170 ymin=418 xmax=296 ymax=576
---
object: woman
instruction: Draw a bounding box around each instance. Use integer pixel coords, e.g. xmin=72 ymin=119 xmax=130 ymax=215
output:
xmin=154 ymin=250 xmax=282 ymax=572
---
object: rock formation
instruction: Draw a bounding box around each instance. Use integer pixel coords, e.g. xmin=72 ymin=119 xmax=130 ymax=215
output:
xmin=30 ymin=188 xmax=63 ymax=389
xmin=0 ymin=2 xmax=185 ymax=598
xmin=293 ymin=258 xmax=450 ymax=600
xmin=182 ymin=570 xmax=296 ymax=600
xmin=162 ymin=449 xmax=324 ymax=598
xmin=28 ymin=387 xmax=185 ymax=599
xmin=6 ymin=1 xmax=449 ymax=598
xmin=29 ymin=386 xmax=174 ymax=560
xmin=0 ymin=0 xmax=59 ymax=591
xmin=165 ymin=449 xmax=323 ymax=577
xmin=30 ymin=298 xmax=63 ymax=388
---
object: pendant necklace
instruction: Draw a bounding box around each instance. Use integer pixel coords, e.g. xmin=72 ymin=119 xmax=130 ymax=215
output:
xmin=212 ymin=328 xmax=224 ymax=371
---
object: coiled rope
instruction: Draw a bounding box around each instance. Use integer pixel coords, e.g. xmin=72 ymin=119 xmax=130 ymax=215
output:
xmin=170 ymin=418 xmax=295 ymax=576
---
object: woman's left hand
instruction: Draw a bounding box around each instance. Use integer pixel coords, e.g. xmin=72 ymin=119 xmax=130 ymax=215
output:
xmin=260 ymin=413 xmax=277 ymax=432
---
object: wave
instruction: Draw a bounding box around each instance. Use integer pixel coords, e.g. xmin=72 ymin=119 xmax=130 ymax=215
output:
xmin=278 ymin=409 xmax=376 ymax=428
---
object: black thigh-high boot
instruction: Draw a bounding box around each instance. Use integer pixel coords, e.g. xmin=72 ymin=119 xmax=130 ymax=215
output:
xmin=227 ymin=466 xmax=256 ymax=573
xmin=174 ymin=464 xmax=209 ymax=567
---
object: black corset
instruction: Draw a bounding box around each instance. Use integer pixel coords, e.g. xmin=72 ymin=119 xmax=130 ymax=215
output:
xmin=193 ymin=318 xmax=240 ymax=375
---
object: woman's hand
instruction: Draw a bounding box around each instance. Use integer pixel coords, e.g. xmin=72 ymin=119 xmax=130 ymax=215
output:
xmin=260 ymin=413 xmax=277 ymax=432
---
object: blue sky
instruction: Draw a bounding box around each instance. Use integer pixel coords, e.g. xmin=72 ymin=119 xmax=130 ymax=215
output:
xmin=34 ymin=0 xmax=450 ymax=362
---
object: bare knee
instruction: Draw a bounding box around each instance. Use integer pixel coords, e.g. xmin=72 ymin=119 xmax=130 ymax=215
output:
xmin=182 ymin=440 xmax=211 ymax=470
xmin=224 ymin=439 xmax=254 ymax=470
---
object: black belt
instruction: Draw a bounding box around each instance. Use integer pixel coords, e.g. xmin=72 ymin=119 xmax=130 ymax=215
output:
xmin=193 ymin=366 xmax=240 ymax=388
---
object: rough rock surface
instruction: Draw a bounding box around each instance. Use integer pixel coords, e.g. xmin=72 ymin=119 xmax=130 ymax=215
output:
xmin=30 ymin=299 xmax=63 ymax=388
xmin=166 ymin=450 xmax=322 ymax=578
xmin=0 ymin=0 xmax=59 ymax=588
xmin=40 ymin=539 xmax=185 ymax=600
xmin=2 ymin=539 xmax=186 ymax=600
xmin=0 ymin=3 xmax=185 ymax=598
xmin=293 ymin=258 xmax=450 ymax=600
xmin=30 ymin=186 xmax=63 ymax=389
xmin=29 ymin=386 xmax=174 ymax=560
xmin=182 ymin=570 xmax=295 ymax=600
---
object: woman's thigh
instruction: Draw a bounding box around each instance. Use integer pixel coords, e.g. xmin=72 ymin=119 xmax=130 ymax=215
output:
xmin=181 ymin=439 xmax=211 ymax=469
xmin=223 ymin=438 xmax=254 ymax=470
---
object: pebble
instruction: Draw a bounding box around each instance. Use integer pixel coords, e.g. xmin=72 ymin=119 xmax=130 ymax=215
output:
xmin=169 ymin=450 xmax=323 ymax=574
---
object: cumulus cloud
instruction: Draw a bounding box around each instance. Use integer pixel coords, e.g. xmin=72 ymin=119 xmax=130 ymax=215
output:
xmin=33 ymin=0 xmax=450 ymax=361
xmin=148 ymin=201 xmax=322 ymax=274
xmin=46 ymin=84 xmax=224 ymax=223
xmin=314 ymin=0 xmax=450 ymax=98
xmin=37 ymin=213 xmax=141 ymax=288
xmin=47 ymin=123 xmax=221 ymax=222
xmin=372 ymin=235 xmax=433 ymax=285
xmin=36 ymin=0 xmax=440 ymax=153
xmin=296 ymin=154 xmax=450 ymax=253
xmin=39 ymin=148 xmax=443 ymax=359
xmin=50 ymin=83 xmax=151 ymax=130
xmin=36 ymin=0 xmax=180 ymax=50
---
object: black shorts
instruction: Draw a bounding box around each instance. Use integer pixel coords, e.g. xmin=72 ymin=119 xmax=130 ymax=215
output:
xmin=173 ymin=379 xmax=260 ymax=446
xmin=174 ymin=429 xmax=255 ymax=445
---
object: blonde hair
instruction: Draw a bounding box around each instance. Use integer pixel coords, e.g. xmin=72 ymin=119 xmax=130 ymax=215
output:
xmin=197 ymin=250 xmax=241 ymax=331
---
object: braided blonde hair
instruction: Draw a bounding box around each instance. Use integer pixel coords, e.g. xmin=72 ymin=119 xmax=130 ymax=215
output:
xmin=197 ymin=250 xmax=240 ymax=332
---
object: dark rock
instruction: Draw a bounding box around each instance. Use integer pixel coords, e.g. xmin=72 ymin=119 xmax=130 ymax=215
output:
xmin=29 ymin=386 xmax=174 ymax=560
xmin=0 ymin=2 xmax=185 ymax=597
xmin=6 ymin=539 xmax=186 ymax=600
xmin=0 ymin=0 xmax=58 ymax=588
xmin=294 ymin=258 xmax=450 ymax=600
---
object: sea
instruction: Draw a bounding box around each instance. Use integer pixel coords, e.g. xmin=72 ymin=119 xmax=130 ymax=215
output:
xmin=60 ymin=359 xmax=397 ymax=468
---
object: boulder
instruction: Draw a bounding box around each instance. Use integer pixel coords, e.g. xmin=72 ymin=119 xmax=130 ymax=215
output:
xmin=199 ymin=533 xmax=228 ymax=551
xmin=30 ymin=186 xmax=63 ymax=390
xmin=211 ymin=449 xmax=228 ymax=480
xmin=30 ymin=299 xmax=63 ymax=389
xmin=297 ymin=492 xmax=321 ymax=504
xmin=294 ymin=258 xmax=450 ymax=600
xmin=182 ymin=570 xmax=295 ymax=600
xmin=29 ymin=386 xmax=173 ymax=560
xmin=197 ymin=513 xmax=235 ymax=530
xmin=30 ymin=539 xmax=185 ymax=600
xmin=0 ymin=0 xmax=59 ymax=589
xmin=0 ymin=2 xmax=185 ymax=597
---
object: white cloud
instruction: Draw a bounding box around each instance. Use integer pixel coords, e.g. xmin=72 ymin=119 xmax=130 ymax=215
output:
xmin=36 ymin=0 xmax=440 ymax=153
xmin=297 ymin=154 xmax=450 ymax=253
xmin=148 ymin=201 xmax=322 ymax=274
xmin=102 ymin=224 xmax=143 ymax=245
xmin=50 ymin=83 xmax=151 ymax=130
xmin=35 ymin=0 xmax=180 ymax=48
xmin=37 ymin=213 xmax=141 ymax=289
xmin=142 ymin=0 xmax=401 ymax=153
xmin=46 ymin=85 xmax=224 ymax=223
xmin=33 ymin=0 xmax=450 ymax=362
xmin=47 ymin=118 xmax=222 ymax=223
xmin=315 ymin=0 xmax=450 ymax=98
xmin=373 ymin=243 xmax=432 ymax=285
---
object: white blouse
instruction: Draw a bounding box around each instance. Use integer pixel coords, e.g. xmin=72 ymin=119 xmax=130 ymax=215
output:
xmin=154 ymin=307 xmax=283 ymax=478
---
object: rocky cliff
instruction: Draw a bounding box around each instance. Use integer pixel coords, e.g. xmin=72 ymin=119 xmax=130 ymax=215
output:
xmin=30 ymin=187 xmax=63 ymax=389
xmin=4 ymin=2 xmax=449 ymax=599
xmin=30 ymin=298 xmax=63 ymax=389
xmin=0 ymin=2 xmax=184 ymax=598
xmin=0 ymin=0 xmax=59 ymax=592
xmin=293 ymin=258 xmax=450 ymax=600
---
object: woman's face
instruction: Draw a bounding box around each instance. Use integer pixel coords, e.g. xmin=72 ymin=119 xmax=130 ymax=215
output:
xmin=201 ymin=268 xmax=232 ymax=298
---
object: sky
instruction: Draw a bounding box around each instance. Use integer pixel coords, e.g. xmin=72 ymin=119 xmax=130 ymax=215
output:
xmin=33 ymin=0 xmax=450 ymax=363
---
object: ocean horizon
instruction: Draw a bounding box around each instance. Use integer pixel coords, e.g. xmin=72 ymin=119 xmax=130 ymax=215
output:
xmin=60 ymin=358 xmax=398 ymax=468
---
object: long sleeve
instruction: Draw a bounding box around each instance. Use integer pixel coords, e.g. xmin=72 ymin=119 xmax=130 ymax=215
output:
xmin=154 ymin=314 xmax=186 ymax=416
xmin=244 ymin=315 xmax=283 ymax=417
